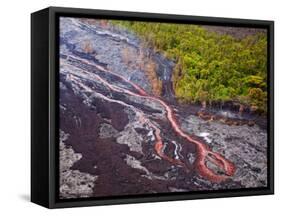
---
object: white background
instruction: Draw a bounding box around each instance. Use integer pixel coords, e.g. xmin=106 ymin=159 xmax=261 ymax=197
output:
xmin=0 ymin=0 xmax=279 ymax=214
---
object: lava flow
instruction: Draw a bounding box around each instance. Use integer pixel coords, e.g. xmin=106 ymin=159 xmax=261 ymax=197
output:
xmin=64 ymin=54 xmax=236 ymax=183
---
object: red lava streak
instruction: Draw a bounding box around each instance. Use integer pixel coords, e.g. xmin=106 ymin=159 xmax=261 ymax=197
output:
xmin=66 ymin=55 xmax=236 ymax=183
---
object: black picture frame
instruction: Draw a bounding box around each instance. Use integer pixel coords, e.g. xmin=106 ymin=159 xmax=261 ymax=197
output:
xmin=31 ymin=6 xmax=274 ymax=208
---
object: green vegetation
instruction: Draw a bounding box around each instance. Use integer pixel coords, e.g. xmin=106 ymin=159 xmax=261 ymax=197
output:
xmin=112 ymin=21 xmax=267 ymax=113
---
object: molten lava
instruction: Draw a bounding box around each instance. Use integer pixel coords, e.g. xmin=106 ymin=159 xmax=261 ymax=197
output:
xmin=65 ymin=54 xmax=236 ymax=183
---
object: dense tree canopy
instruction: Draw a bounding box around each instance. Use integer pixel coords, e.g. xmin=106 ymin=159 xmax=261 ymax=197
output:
xmin=112 ymin=21 xmax=267 ymax=113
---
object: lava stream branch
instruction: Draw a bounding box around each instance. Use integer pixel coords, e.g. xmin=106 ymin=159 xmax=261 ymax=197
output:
xmin=65 ymin=72 xmax=187 ymax=170
xmin=62 ymin=54 xmax=236 ymax=182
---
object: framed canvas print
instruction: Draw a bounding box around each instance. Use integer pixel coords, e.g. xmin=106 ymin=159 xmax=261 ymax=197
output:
xmin=31 ymin=6 xmax=274 ymax=208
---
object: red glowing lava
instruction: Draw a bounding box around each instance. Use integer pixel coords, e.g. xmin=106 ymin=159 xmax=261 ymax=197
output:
xmin=66 ymin=55 xmax=236 ymax=183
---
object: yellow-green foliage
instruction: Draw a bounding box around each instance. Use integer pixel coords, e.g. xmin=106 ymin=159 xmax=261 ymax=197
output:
xmin=112 ymin=21 xmax=267 ymax=112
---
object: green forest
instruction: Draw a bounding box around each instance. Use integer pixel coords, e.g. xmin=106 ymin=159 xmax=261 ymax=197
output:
xmin=112 ymin=21 xmax=268 ymax=113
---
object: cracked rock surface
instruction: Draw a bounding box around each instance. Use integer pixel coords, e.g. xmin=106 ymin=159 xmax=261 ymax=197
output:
xmin=60 ymin=130 xmax=98 ymax=199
